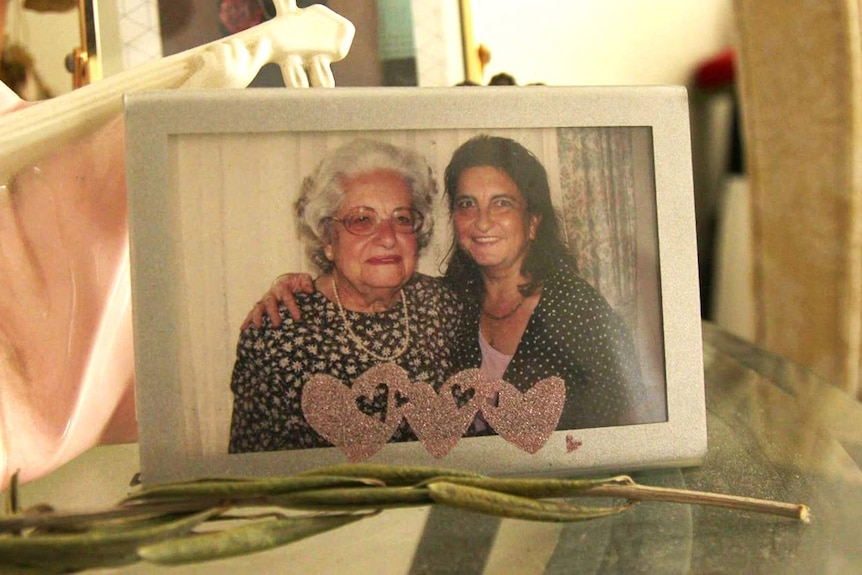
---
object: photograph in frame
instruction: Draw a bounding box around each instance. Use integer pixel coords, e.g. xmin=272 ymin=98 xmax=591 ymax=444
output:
xmin=125 ymin=87 xmax=706 ymax=483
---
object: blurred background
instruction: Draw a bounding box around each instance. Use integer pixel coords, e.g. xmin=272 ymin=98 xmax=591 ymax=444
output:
xmin=5 ymin=0 xmax=857 ymax=401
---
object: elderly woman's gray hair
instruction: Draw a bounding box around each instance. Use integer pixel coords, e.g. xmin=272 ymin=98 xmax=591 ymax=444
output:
xmin=295 ymin=139 xmax=437 ymax=272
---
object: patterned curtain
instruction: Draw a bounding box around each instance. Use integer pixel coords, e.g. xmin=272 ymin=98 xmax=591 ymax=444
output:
xmin=556 ymin=128 xmax=638 ymax=328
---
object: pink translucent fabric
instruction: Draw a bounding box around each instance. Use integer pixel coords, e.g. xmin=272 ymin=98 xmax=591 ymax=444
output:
xmin=0 ymin=82 xmax=137 ymax=490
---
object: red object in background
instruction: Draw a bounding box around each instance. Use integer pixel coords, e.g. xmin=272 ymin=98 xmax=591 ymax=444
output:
xmin=219 ymin=0 xmax=266 ymax=35
xmin=694 ymin=48 xmax=736 ymax=89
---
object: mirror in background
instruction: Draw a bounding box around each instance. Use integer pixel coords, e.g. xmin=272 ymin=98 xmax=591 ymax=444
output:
xmin=1 ymin=0 xmax=79 ymax=98
xmin=1 ymin=0 xmax=470 ymax=96
xmin=157 ymin=0 xmax=469 ymax=88
xmin=159 ymin=0 xmax=418 ymax=87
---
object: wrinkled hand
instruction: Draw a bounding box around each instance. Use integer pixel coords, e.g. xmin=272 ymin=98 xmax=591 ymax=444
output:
xmin=241 ymin=273 xmax=315 ymax=329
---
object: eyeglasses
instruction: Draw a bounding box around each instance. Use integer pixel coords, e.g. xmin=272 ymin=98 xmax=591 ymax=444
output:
xmin=328 ymin=206 xmax=424 ymax=236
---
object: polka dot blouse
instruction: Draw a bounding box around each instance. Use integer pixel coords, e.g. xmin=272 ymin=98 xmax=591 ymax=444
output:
xmin=451 ymin=259 xmax=648 ymax=430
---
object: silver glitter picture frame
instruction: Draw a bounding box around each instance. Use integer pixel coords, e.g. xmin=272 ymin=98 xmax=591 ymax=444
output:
xmin=126 ymin=86 xmax=706 ymax=484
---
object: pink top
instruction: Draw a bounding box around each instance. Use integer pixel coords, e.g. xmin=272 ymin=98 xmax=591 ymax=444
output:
xmin=479 ymin=330 xmax=514 ymax=380
xmin=471 ymin=330 xmax=513 ymax=434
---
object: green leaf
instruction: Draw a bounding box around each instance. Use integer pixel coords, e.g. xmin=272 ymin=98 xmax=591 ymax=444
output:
xmin=299 ymin=463 xmax=484 ymax=485
xmin=427 ymin=481 xmax=636 ymax=522
xmin=273 ymin=486 xmax=432 ymax=510
xmin=138 ymin=513 xmax=368 ymax=565
xmin=420 ymin=475 xmax=635 ymax=499
xmin=123 ymin=474 xmax=382 ymax=503
xmin=4 ymin=471 xmax=19 ymax=515
xmin=0 ymin=508 xmax=220 ymax=571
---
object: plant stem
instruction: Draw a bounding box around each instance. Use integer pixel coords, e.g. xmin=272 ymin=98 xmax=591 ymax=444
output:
xmin=579 ymin=483 xmax=810 ymax=522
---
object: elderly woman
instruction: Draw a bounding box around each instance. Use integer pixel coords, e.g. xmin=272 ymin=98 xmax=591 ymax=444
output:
xmin=228 ymin=139 xmax=466 ymax=454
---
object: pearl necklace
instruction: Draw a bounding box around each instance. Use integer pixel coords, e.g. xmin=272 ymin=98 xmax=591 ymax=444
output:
xmin=330 ymin=276 xmax=410 ymax=362
xmin=481 ymin=296 xmax=525 ymax=320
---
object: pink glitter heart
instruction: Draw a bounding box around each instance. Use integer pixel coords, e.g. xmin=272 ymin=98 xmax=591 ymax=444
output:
xmin=481 ymin=377 xmax=566 ymax=453
xmin=399 ymin=369 xmax=487 ymax=458
xmin=301 ymin=364 xmax=410 ymax=461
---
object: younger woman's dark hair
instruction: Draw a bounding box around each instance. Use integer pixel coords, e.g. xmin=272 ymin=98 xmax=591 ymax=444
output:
xmin=442 ymin=135 xmax=570 ymax=301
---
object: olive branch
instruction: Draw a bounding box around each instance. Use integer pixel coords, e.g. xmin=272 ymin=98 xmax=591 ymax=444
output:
xmin=0 ymin=464 xmax=809 ymax=572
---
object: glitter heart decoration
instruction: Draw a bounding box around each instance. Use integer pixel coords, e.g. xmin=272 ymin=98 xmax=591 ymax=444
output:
xmin=302 ymin=365 xmax=567 ymax=460
xmin=301 ymin=363 xmax=410 ymax=461
xmin=398 ymin=369 xmax=489 ymax=458
xmin=480 ymin=377 xmax=566 ymax=453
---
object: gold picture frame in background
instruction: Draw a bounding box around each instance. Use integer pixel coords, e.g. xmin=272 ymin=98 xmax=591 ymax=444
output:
xmin=459 ymin=0 xmax=483 ymax=84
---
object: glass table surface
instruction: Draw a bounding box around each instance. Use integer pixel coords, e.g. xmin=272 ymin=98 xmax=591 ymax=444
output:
xmin=15 ymin=322 xmax=862 ymax=574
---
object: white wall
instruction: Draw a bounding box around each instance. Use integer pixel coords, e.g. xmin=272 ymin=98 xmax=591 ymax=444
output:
xmin=470 ymin=0 xmax=735 ymax=86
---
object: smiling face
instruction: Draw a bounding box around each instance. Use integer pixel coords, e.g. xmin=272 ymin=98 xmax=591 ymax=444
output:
xmin=452 ymin=166 xmax=541 ymax=277
xmin=323 ymin=169 xmax=418 ymax=306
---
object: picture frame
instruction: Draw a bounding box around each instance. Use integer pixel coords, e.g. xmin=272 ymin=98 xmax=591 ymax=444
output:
xmin=125 ymin=86 xmax=706 ymax=484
